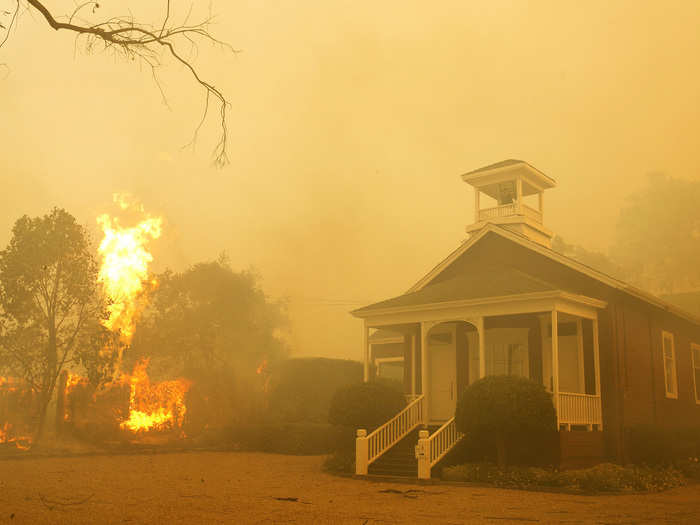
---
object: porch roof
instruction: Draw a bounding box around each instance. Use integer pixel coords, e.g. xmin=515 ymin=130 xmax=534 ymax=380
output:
xmin=353 ymin=266 xmax=557 ymax=316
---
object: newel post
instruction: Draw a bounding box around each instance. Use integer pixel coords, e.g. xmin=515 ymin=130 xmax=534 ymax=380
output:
xmin=355 ymin=429 xmax=368 ymax=475
xmin=416 ymin=429 xmax=431 ymax=479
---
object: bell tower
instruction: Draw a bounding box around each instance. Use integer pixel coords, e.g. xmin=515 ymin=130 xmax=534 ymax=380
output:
xmin=462 ymin=159 xmax=556 ymax=247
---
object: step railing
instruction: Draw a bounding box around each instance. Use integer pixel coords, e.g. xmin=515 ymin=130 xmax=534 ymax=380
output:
xmin=416 ymin=417 xmax=464 ymax=479
xmin=355 ymin=394 xmax=424 ymax=475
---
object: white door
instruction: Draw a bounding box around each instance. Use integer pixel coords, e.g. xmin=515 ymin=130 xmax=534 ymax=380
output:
xmin=429 ymin=326 xmax=457 ymax=422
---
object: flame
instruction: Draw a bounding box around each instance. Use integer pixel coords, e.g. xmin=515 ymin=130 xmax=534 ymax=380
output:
xmin=97 ymin=193 xmax=162 ymax=345
xmin=0 ymin=422 xmax=31 ymax=450
xmin=118 ymin=360 xmax=191 ymax=433
xmin=256 ymin=359 xmax=268 ymax=375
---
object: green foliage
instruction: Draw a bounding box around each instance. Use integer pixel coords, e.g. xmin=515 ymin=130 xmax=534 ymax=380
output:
xmin=442 ymin=462 xmax=686 ymax=493
xmin=328 ymin=382 xmax=406 ymax=430
xmin=455 ymin=376 xmax=556 ymax=466
xmin=612 ymin=173 xmax=700 ymax=293
xmin=266 ymin=358 xmax=363 ymax=423
xmin=0 ymin=208 xmax=104 ymax=438
xmin=131 ymin=258 xmax=288 ymax=379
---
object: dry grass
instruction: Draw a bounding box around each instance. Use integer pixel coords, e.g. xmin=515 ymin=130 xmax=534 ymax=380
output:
xmin=0 ymin=451 xmax=699 ymax=524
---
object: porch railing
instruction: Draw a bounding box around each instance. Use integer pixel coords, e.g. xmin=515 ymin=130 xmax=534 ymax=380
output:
xmin=355 ymin=395 xmax=424 ymax=475
xmin=558 ymin=392 xmax=602 ymax=428
xmin=479 ymin=203 xmax=517 ymax=221
xmin=522 ymin=204 xmax=543 ymax=224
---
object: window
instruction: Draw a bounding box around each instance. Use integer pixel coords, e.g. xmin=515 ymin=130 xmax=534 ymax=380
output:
xmin=662 ymin=331 xmax=678 ymax=399
xmin=692 ymin=344 xmax=700 ymax=404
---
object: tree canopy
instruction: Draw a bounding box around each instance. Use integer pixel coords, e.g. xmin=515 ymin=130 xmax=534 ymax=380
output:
xmin=612 ymin=173 xmax=700 ymax=294
xmin=129 ymin=257 xmax=288 ymax=381
xmin=0 ymin=207 xmax=104 ymax=439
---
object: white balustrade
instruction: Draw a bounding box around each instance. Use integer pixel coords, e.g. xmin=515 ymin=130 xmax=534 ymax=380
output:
xmin=428 ymin=417 xmax=463 ymax=466
xmin=558 ymin=392 xmax=602 ymax=428
xmin=416 ymin=416 xmax=463 ymax=479
xmin=479 ymin=203 xmax=518 ymax=221
xmin=355 ymin=395 xmax=424 ymax=475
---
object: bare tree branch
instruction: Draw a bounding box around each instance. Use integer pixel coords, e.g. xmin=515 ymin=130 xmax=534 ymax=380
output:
xmin=3 ymin=1 xmax=233 ymax=166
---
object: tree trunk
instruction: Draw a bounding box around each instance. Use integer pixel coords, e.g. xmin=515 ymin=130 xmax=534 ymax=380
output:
xmin=55 ymin=370 xmax=68 ymax=437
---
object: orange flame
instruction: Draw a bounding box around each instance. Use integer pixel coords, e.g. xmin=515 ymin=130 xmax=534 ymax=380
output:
xmin=0 ymin=422 xmax=31 ymax=450
xmin=118 ymin=360 xmax=191 ymax=433
xmin=97 ymin=193 xmax=162 ymax=345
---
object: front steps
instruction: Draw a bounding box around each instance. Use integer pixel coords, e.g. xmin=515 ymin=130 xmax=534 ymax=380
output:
xmin=367 ymin=426 xmax=440 ymax=478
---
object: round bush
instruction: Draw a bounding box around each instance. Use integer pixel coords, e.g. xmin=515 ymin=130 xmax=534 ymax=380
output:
xmin=328 ymin=382 xmax=406 ymax=430
xmin=455 ymin=376 xmax=556 ymax=467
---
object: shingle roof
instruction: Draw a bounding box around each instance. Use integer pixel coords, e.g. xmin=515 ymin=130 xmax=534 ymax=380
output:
xmin=462 ymin=159 xmax=525 ymax=176
xmin=353 ymin=265 xmax=556 ymax=315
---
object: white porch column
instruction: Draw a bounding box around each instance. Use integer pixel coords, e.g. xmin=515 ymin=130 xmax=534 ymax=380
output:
xmin=420 ymin=322 xmax=430 ymax=423
xmin=593 ymin=317 xmax=602 ymax=430
xmin=474 ymin=189 xmax=480 ymax=223
xmin=576 ymin=319 xmax=585 ymax=392
xmin=411 ymin=332 xmax=417 ymax=396
xmin=551 ymin=309 xmax=560 ymax=429
xmin=477 ymin=317 xmax=486 ymax=378
xmin=516 ymin=176 xmax=523 ymax=214
xmin=362 ymin=320 xmax=370 ymax=383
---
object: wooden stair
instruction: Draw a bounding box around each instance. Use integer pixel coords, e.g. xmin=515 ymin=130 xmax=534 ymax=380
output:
xmin=367 ymin=425 xmax=440 ymax=478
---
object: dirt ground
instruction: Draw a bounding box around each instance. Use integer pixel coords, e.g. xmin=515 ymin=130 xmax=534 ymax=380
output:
xmin=1 ymin=451 xmax=699 ymax=524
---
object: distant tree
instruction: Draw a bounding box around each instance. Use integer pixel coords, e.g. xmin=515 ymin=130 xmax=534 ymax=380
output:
xmin=130 ymin=256 xmax=287 ymax=383
xmin=0 ymin=1 xmax=232 ymax=165
xmin=612 ymin=174 xmax=700 ymax=294
xmin=551 ymin=235 xmax=629 ymax=282
xmin=0 ymin=208 xmax=104 ymax=441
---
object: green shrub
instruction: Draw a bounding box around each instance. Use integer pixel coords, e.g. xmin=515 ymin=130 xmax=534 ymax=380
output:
xmin=455 ymin=376 xmax=556 ymax=467
xmin=326 ymin=381 xmax=406 ymax=471
xmin=328 ymin=382 xmax=406 ymax=430
xmin=226 ymin=422 xmax=338 ymax=455
xmin=442 ymin=462 xmax=685 ymax=493
xmin=266 ymin=358 xmax=364 ymax=424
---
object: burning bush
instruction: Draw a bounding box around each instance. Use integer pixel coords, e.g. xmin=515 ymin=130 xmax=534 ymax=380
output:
xmin=0 ymin=377 xmax=37 ymax=450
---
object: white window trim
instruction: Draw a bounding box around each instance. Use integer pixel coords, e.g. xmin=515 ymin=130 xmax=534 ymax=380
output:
xmin=691 ymin=343 xmax=700 ymax=405
xmin=374 ymin=356 xmax=404 ymax=377
xmin=662 ymin=331 xmax=678 ymax=399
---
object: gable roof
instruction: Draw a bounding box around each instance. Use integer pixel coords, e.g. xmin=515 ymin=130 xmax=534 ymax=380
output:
xmin=353 ymin=223 xmax=700 ymax=325
xmin=354 ymin=265 xmax=557 ymax=315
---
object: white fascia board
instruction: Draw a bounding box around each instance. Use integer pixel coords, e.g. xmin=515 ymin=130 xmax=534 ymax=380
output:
xmin=355 ymin=291 xmax=607 ymax=329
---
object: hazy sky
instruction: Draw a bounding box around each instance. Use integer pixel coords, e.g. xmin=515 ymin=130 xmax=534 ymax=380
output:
xmin=2 ymin=0 xmax=700 ymax=360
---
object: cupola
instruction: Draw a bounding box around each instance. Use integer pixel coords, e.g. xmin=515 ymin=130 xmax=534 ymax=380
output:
xmin=462 ymin=159 xmax=556 ymax=247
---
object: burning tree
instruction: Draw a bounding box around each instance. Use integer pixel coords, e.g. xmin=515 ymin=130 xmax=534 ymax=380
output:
xmin=0 ymin=208 xmax=106 ymax=442
xmin=128 ymin=258 xmax=289 ymax=430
